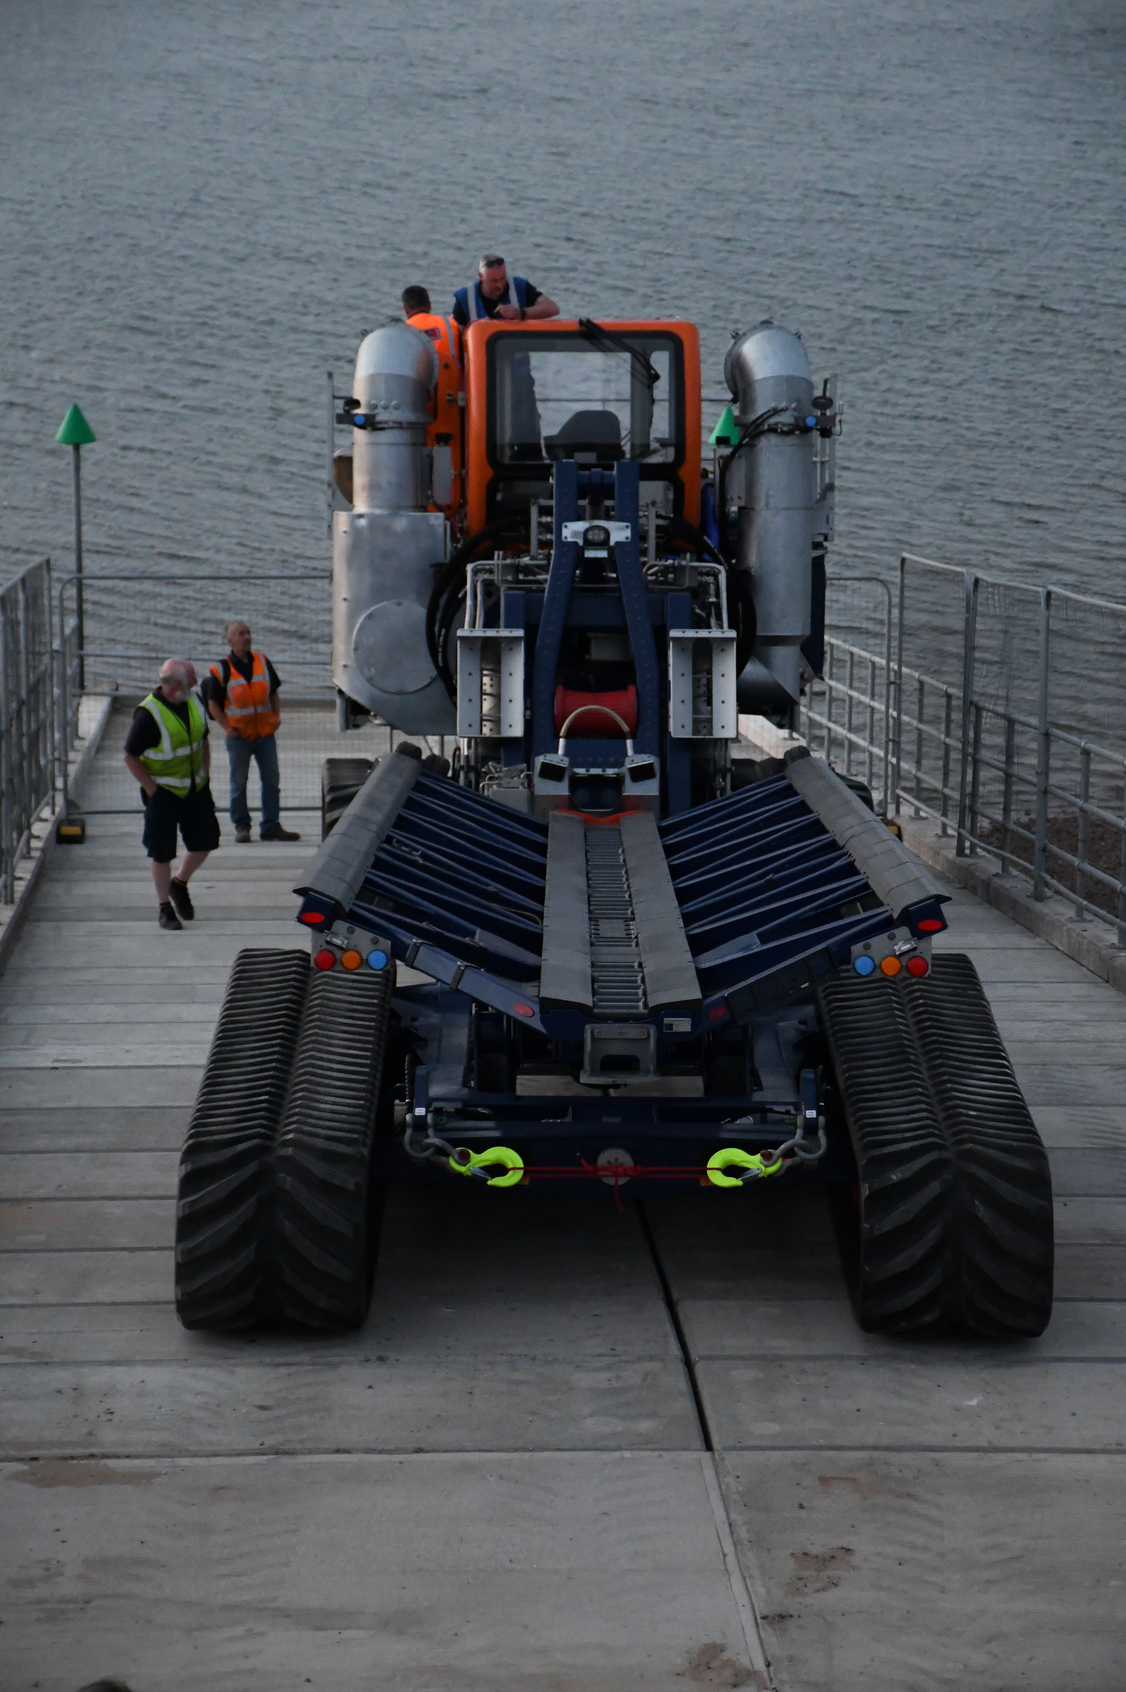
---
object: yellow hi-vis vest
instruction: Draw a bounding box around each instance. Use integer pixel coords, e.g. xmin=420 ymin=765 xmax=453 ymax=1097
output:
xmin=138 ymin=692 xmax=208 ymax=794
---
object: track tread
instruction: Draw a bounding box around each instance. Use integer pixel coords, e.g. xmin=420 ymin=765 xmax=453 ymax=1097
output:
xmin=820 ymin=952 xmax=1053 ymax=1337
xmin=271 ymin=964 xmax=394 ymax=1330
xmin=175 ymin=949 xmax=310 ymax=1330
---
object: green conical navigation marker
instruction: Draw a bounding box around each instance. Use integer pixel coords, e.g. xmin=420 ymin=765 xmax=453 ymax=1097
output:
xmin=708 ymin=403 xmax=739 ymax=447
xmin=55 ymin=403 xmax=97 ymax=446
xmin=55 ymin=404 xmax=97 ymax=692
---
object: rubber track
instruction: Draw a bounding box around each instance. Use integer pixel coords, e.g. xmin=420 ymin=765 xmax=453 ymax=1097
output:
xmin=175 ymin=950 xmax=311 ymax=1329
xmin=820 ymin=952 xmax=1053 ymax=1337
xmin=271 ymin=964 xmax=394 ymax=1329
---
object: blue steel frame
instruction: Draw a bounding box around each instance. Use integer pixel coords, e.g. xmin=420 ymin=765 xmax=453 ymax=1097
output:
xmin=294 ymin=456 xmax=949 ymax=1190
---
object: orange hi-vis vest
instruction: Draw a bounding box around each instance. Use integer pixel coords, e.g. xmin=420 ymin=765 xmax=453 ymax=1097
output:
xmin=407 ymin=312 xmax=461 ymax=363
xmin=407 ymin=312 xmax=464 ymax=514
xmin=211 ymin=651 xmax=279 ymax=740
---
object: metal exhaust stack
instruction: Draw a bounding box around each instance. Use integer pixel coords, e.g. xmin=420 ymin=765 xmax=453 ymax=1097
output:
xmin=333 ymin=322 xmax=456 ymax=734
xmin=724 ymin=322 xmax=815 ymax=716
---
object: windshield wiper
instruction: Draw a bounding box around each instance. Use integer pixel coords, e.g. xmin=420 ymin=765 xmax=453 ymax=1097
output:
xmin=577 ymin=318 xmax=660 ymax=391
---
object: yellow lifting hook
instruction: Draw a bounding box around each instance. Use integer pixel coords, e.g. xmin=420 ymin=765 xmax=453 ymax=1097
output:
xmin=706 ymin=1147 xmax=784 ymax=1188
xmin=449 ymin=1146 xmax=525 ymax=1188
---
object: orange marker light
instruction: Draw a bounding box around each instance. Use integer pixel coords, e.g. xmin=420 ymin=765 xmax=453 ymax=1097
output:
xmin=879 ymin=955 xmax=902 ymax=977
xmin=341 ymin=949 xmax=363 ymax=970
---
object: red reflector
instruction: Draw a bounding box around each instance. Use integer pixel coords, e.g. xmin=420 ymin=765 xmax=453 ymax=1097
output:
xmin=512 ymin=1002 xmax=535 ymax=1019
xmin=916 ymin=919 xmax=943 ymax=932
xmin=906 ymin=955 xmax=929 ymax=977
xmin=313 ymin=949 xmax=336 ymax=971
xmin=299 ymin=911 xmax=326 ymax=925
xmin=706 ymin=1005 xmax=727 ymax=1022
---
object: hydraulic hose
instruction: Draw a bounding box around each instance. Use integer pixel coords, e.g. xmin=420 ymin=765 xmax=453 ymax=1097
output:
xmin=425 ymin=516 xmax=528 ymax=702
xmin=671 ymin=516 xmax=757 ymax=675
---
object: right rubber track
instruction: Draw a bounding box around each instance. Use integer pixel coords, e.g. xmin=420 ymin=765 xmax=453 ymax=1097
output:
xmin=820 ymin=952 xmax=1054 ymax=1337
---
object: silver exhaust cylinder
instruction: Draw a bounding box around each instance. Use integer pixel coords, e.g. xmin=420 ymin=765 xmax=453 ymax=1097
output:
xmin=333 ymin=323 xmax=455 ymax=733
xmin=724 ymin=324 xmax=815 ymax=713
xmin=352 ymin=322 xmax=437 ymax=510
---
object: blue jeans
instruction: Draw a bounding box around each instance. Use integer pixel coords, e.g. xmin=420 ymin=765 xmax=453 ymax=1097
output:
xmin=225 ymin=733 xmax=280 ymax=830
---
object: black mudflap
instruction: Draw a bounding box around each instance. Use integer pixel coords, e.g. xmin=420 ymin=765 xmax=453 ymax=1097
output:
xmin=272 ymin=966 xmax=393 ymax=1329
xmin=819 ymin=953 xmax=1054 ymax=1338
xmin=174 ymin=949 xmax=391 ymax=1333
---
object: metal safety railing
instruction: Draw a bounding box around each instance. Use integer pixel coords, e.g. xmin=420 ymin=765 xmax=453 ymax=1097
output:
xmin=803 ymin=554 xmax=1126 ymax=947
xmin=0 ymin=559 xmax=59 ymax=903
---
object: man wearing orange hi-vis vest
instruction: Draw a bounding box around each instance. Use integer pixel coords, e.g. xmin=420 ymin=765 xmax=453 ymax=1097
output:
xmin=202 ymin=621 xmax=300 ymax=843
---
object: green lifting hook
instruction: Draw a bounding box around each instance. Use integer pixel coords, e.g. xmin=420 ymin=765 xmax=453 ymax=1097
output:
xmin=706 ymin=1147 xmax=784 ymax=1188
xmin=449 ymin=1146 xmax=525 ymax=1188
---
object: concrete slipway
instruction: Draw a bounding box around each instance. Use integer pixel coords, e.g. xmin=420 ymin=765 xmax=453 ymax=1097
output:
xmin=1 ymin=707 xmax=1123 ymax=1692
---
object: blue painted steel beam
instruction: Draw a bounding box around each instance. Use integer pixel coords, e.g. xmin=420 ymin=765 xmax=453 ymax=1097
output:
xmin=612 ymin=460 xmax=661 ymax=757
xmin=532 ymin=460 xmax=581 ymax=759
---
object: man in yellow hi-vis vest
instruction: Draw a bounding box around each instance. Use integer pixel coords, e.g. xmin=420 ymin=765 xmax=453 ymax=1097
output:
xmin=123 ymin=658 xmax=220 ymax=930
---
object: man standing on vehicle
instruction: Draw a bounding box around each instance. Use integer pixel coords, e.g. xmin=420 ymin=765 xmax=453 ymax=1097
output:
xmin=403 ymin=285 xmax=462 ymax=363
xmin=452 ymin=255 xmax=559 ymax=327
xmin=202 ymin=621 xmax=300 ymax=844
xmin=123 ymin=658 xmax=219 ymax=930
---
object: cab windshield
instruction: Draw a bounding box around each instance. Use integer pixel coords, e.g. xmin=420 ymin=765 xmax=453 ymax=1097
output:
xmin=488 ymin=330 xmax=683 ymax=468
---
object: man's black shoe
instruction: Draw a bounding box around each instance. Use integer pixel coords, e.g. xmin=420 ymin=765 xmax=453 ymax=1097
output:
xmin=169 ymin=877 xmax=195 ymax=921
xmin=158 ymin=902 xmax=183 ymax=931
xmin=260 ymin=823 xmax=301 ymax=841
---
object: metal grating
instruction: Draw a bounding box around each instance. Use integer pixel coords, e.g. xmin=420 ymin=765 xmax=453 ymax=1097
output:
xmin=586 ymin=826 xmax=647 ymax=1015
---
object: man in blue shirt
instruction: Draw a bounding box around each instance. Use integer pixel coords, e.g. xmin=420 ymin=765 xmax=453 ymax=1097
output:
xmin=453 ymin=254 xmax=559 ymax=327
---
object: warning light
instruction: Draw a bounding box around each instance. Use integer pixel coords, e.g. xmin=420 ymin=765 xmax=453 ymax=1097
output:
xmin=879 ymin=955 xmax=902 ymax=977
xmin=299 ymin=911 xmax=325 ymax=925
xmin=853 ymin=955 xmax=876 ymax=976
xmin=512 ymin=1002 xmax=535 ymax=1018
xmin=367 ymin=950 xmax=388 ymax=971
xmin=906 ymin=955 xmax=930 ymax=977
xmin=916 ymin=918 xmax=943 ymax=933
xmin=313 ymin=949 xmax=336 ymax=971
xmin=340 ymin=949 xmax=363 ymax=970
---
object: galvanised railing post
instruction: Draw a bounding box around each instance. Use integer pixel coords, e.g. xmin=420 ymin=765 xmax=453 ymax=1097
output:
xmin=1075 ymin=745 xmax=1091 ymax=920
xmin=0 ymin=586 xmax=10 ymax=904
xmin=880 ymin=579 xmax=892 ymax=816
xmin=955 ymin=572 xmax=979 ymax=857
xmin=1033 ymin=588 xmax=1051 ymax=901
xmin=1118 ymin=796 xmax=1126 ymax=948
xmin=894 ymin=555 xmax=906 ymax=815
xmin=969 ymin=701 xmax=983 ymax=855
xmin=1000 ymin=714 xmax=1016 ymax=874
xmin=941 ymin=689 xmax=953 ymax=836
xmin=914 ymin=676 xmax=924 ymax=816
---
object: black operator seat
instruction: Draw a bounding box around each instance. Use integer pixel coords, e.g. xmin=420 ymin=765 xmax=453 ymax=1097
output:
xmin=544 ymin=410 xmax=624 ymax=463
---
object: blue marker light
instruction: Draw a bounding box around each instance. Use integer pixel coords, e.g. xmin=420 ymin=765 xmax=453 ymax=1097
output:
xmin=853 ymin=954 xmax=876 ymax=976
xmin=353 ymin=414 xmax=367 ymax=427
xmin=805 ymin=416 xmax=817 ymax=427
xmin=367 ymin=949 xmax=388 ymax=971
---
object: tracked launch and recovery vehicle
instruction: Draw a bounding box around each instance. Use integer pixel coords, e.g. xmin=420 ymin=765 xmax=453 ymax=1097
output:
xmin=175 ymin=312 xmax=1054 ymax=1340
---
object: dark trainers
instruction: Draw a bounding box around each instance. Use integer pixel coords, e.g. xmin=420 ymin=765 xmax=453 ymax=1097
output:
xmin=169 ymin=877 xmax=195 ymax=921
xmin=260 ymin=823 xmax=301 ymax=841
xmin=235 ymin=824 xmax=252 ymax=843
xmin=158 ymin=901 xmax=183 ymax=931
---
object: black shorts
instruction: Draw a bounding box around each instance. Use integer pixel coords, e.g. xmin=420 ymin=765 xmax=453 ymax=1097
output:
xmin=141 ymin=783 xmax=221 ymax=861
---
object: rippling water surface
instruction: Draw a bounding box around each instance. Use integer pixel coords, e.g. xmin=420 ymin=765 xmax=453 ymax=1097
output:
xmin=2 ymin=0 xmax=1125 ymax=599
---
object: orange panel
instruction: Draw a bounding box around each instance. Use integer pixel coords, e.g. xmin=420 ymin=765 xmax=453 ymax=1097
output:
xmin=464 ymin=320 xmax=701 ymax=537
